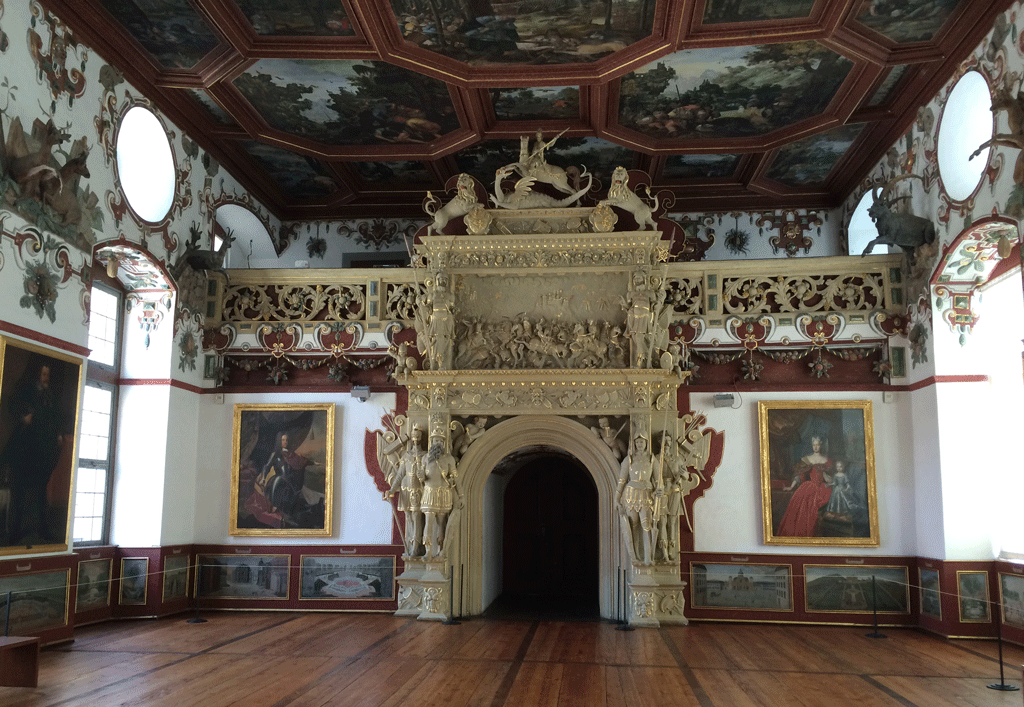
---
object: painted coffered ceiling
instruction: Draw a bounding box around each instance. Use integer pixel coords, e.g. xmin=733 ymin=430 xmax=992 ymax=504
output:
xmin=44 ymin=0 xmax=1010 ymax=220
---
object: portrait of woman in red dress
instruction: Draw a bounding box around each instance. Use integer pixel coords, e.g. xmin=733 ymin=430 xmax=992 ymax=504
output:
xmin=776 ymin=435 xmax=834 ymax=537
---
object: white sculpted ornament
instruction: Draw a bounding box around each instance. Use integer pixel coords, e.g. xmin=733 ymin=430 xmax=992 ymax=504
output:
xmin=599 ymin=166 xmax=659 ymax=231
xmin=424 ymin=174 xmax=481 ymax=235
xmin=492 ymin=164 xmax=592 ymax=210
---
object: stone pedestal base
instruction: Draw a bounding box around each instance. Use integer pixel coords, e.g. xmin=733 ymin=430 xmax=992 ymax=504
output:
xmin=417 ymin=563 xmax=452 ymax=622
xmin=395 ymin=559 xmax=426 ymax=617
xmin=627 ymin=563 xmax=688 ymax=627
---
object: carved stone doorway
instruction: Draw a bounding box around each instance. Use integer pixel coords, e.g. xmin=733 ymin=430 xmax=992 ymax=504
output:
xmin=490 ymin=451 xmax=599 ymax=619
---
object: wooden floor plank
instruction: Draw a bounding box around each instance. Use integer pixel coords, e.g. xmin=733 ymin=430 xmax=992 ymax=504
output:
xmin=0 ymin=614 xmax=1021 ymax=707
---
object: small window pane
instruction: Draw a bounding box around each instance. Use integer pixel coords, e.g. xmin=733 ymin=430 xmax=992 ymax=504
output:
xmin=88 ymin=288 xmax=120 ymax=367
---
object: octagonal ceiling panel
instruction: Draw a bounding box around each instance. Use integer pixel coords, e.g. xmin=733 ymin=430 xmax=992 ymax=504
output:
xmin=352 ymin=160 xmax=435 ymax=189
xmin=99 ymin=0 xmax=220 ymax=69
xmin=233 ymin=59 xmax=460 ymax=146
xmin=241 ymin=141 xmax=339 ymax=198
xmin=188 ymin=89 xmax=234 ymax=125
xmin=662 ymin=154 xmax=742 ymax=180
xmin=390 ymin=0 xmax=656 ymax=65
xmin=618 ymin=42 xmax=853 ymax=141
xmin=701 ymin=0 xmax=815 ymax=24
xmin=764 ymin=123 xmax=865 ymax=187
xmin=491 ymin=86 xmax=580 ymax=121
xmin=855 ymin=0 xmax=962 ymax=43
xmin=235 ymin=0 xmax=357 ymax=36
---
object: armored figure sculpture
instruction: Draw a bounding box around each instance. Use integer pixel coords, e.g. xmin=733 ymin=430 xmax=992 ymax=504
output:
xmin=616 ymin=433 xmax=661 ymax=565
xmin=418 ymin=441 xmax=461 ymax=559
xmin=387 ymin=426 xmax=425 ymax=557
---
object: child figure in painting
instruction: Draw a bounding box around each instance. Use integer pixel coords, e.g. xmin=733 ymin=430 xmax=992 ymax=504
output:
xmin=824 ymin=460 xmax=857 ymax=518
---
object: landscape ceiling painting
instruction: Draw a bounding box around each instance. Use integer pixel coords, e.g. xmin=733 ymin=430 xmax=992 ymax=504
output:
xmin=52 ymin=0 xmax=1005 ymax=219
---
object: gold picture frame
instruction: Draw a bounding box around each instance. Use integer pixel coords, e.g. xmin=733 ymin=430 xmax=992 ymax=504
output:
xmin=298 ymin=555 xmax=396 ymax=601
xmin=0 ymin=568 xmax=71 ymax=632
xmin=689 ymin=562 xmax=795 ymax=612
xmin=0 ymin=336 xmax=83 ymax=556
xmin=230 ymin=403 xmax=334 ymax=537
xmin=804 ymin=564 xmax=909 ymax=614
xmin=758 ymin=400 xmax=879 ymax=546
xmin=119 ymin=557 xmax=149 ymax=605
xmin=75 ymin=558 xmax=113 ymax=613
xmin=956 ymin=570 xmax=991 ymax=623
xmin=162 ymin=555 xmax=189 ymax=602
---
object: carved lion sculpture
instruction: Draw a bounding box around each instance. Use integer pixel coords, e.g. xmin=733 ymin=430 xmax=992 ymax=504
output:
xmin=599 ymin=166 xmax=659 ymax=230
xmin=424 ymin=174 xmax=480 ymax=235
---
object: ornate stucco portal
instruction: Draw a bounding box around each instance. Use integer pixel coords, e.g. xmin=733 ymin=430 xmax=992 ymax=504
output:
xmin=382 ymin=162 xmax=718 ymax=626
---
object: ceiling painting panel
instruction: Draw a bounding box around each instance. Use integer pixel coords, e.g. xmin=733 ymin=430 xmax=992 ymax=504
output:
xmin=235 ymin=0 xmax=356 ymax=36
xmin=233 ymin=59 xmax=459 ymax=147
xmin=242 ymin=141 xmax=339 ymax=198
xmin=188 ymin=88 xmax=234 ymax=125
xmin=701 ymin=0 xmax=815 ymax=25
xmin=390 ymin=0 xmax=657 ymax=65
xmin=618 ymin=42 xmax=854 ymax=141
xmin=353 ymin=160 xmax=435 ymax=188
xmin=855 ymin=0 xmax=962 ymax=43
xmin=662 ymin=154 xmax=742 ymax=180
xmin=491 ymin=86 xmax=580 ymax=121
xmin=764 ymin=123 xmax=865 ymax=187
xmin=97 ymin=0 xmax=221 ymax=69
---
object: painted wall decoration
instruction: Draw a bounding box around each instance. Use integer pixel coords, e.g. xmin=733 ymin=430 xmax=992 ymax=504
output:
xmin=999 ymin=571 xmax=1024 ymax=627
xmin=118 ymin=557 xmax=148 ymax=605
xmin=299 ymin=555 xmax=396 ymax=600
xmin=867 ymin=65 xmax=910 ymax=107
xmin=75 ymin=558 xmax=112 ymax=612
xmin=0 ymin=568 xmax=70 ymax=633
xmin=241 ymin=141 xmax=338 ymax=199
xmin=97 ymin=0 xmax=220 ymax=69
xmin=0 ymin=0 xmax=8 ymax=52
xmin=230 ymin=403 xmax=334 ymax=536
xmin=0 ymin=337 xmax=82 ymax=555
xmin=765 ymin=124 xmax=866 ymax=187
xmin=390 ymin=0 xmax=655 ymax=65
xmin=619 ymin=43 xmax=853 ymax=140
xmin=162 ymin=554 xmax=188 ymax=601
xmin=690 ymin=562 xmax=793 ymax=610
xmin=1 ymin=112 xmax=104 ymax=250
xmin=956 ymin=570 xmax=991 ymax=622
xmin=27 ymin=1 xmax=87 ymax=110
xmin=855 ymin=0 xmax=961 ymax=44
xmin=702 ymin=0 xmax=814 ymax=24
xmin=239 ymin=0 xmax=356 ymax=36
xmin=233 ymin=59 xmax=458 ymax=147
xmin=919 ymin=567 xmax=941 ymax=618
xmin=804 ymin=565 xmax=910 ymax=613
xmin=758 ymin=400 xmax=879 ymax=547
xmin=663 ymin=154 xmax=740 ymax=180
xmin=195 ymin=553 xmax=289 ymax=599
xmin=491 ymin=86 xmax=580 ymax=121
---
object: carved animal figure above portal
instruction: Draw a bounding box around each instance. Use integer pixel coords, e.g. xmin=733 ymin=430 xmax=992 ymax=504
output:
xmin=515 ymin=129 xmax=576 ymax=195
xmin=491 ymin=164 xmax=592 ymax=210
xmin=171 ymin=223 xmax=236 ymax=283
xmin=424 ymin=173 xmax=481 ymax=235
xmin=599 ymin=166 xmax=659 ymax=231
xmin=860 ymin=175 xmax=936 ymax=265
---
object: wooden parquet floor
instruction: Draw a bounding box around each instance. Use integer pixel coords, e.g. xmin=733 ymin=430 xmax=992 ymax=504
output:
xmin=1 ymin=613 xmax=1022 ymax=707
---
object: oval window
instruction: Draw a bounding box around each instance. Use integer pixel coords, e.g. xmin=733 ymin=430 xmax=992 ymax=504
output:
xmin=937 ymin=71 xmax=993 ymax=202
xmin=116 ymin=106 xmax=176 ymax=223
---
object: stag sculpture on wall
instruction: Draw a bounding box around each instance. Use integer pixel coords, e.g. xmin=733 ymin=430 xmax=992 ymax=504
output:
xmin=860 ymin=174 xmax=936 ymax=266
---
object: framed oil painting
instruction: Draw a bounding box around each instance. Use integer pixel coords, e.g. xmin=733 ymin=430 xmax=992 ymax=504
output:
xmin=0 ymin=336 xmax=83 ymax=555
xmin=119 ymin=557 xmax=149 ymax=605
xmin=195 ymin=554 xmax=289 ymax=599
xmin=75 ymin=558 xmax=112 ymax=612
xmin=690 ymin=563 xmax=793 ymax=611
xmin=956 ymin=570 xmax=991 ymax=623
xmin=230 ymin=403 xmax=334 ymax=536
xmin=804 ymin=565 xmax=909 ymax=614
xmin=162 ymin=555 xmax=189 ymax=602
xmin=998 ymin=572 xmax=1024 ymax=628
xmin=0 ymin=569 xmax=70 ymax=633
xmin=299 ymin=555 xmax=395 ymax=601
xmin=919 ymin=568 xmax=941 ymax=619
xmin=758 ymin=400 xmax=878 ymax=546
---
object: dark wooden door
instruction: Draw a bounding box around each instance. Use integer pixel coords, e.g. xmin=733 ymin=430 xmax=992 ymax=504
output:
xmin=501 ymin=456 xmax=598 ymax=599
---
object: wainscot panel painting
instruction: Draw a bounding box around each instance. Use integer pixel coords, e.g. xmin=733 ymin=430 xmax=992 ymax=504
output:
xmin=758 ymin=400 xmax=878 ymax=546
xmin=299 ymin=556 xmax=396 ymax=601
xmin=690 ymin=563 xmax=793 ymax=611
xmin=919 ymin=568 xmax=941 ymax=619
xmin=162 ymin=555 xmax=189 ymax=602
xmin=230 ymin=403 xmax=334 ymax=537
xmin=804 ymin=565 xmax=910 ymax=614
xmin=195 ymin=554 xmax=290 ymax=600
xmin=0 ymin=569 xmax=70 ymax=633
xmin=999 ymin=572 xmax=1024 ymax=628
xmin=0 ymin=337 xmax=83 ymax=556
xmin=75 ymin=558 xmax=112 ymax=613
xmin=956 ymin=570 xmax=991 ymax=623
xmin=119 ymin=557 xmax=149 ymax=606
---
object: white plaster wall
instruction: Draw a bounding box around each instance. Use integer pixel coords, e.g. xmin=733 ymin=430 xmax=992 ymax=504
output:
xmin=693 ymin=389 xmax=915 ymax=556
xmin=193 ymin=391 xmax=393 ymax=545
xmin=110 ymin=384 xmax=170 ymax=547
xmin=161 ymin=387 xmax=199 ymax=545
xmin=909 ymin=386 xmax=945 ymax=560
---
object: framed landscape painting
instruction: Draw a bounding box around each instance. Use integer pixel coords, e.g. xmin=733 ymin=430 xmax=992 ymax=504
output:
xmin=998 ymin=572 xmax=1024 ymax=628
xmin=76 ymin=558 xmax=112 ymax=613
xmin=0 ymin=336 xmax=83 ymax=555
xmin=119 ymin=558 xmax=149 ymax=605
xmin=956 ymin=570 xmax=991 ymax=623
xmin=690 ymin=563 xmax=793 ymax=611
xmin=0 ymin=569 xmax=70 ymax=633
xmin=919 ymin=568 xmax=941 ymax=619
xmin=230 ymin=403 xmax=334 ymax=536
xmin=162 ymin=555 xmax=189 ymax=602
xmin=759 ymin=400 xmax=878 ymax=546
xmin=804 ymin=565 xmax=909 ymax=614
xmin=195 ymin=554 xmax=289 ymax=599
xmin=299 ymin=555 xmax=396 ymax=601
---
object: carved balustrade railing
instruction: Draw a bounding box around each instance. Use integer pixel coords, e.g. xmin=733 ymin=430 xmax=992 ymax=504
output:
xmin=206 ymin=254 xmax=905 ymax=334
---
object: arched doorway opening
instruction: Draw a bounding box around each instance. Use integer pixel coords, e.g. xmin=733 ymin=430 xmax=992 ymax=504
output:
xmin=490 ymin=451 xmax=599 ymax=618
